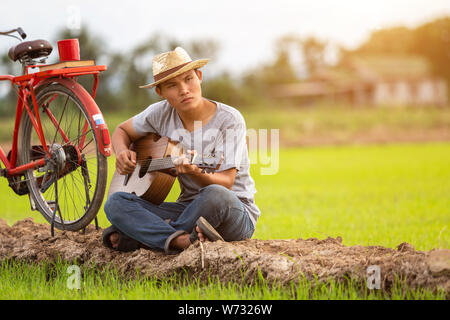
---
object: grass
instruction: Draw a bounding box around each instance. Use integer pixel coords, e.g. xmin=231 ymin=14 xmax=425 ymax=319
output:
xmin=0 ymin=142 xmax=449 ymax=299
xmin=0 ymin=259 xmax=446 ymax=300
xmin=253 ymin=142 xmax=450 ymax=250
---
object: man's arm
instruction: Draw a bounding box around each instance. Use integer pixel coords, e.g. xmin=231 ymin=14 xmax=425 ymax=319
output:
xmin=173 ymin=153 xmax=237 ymax=190
xmin=112 ymin=118 xmax=145 ymax=175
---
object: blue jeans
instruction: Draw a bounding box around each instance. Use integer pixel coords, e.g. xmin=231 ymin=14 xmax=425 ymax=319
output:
xmin=104 ymin=184 xmax=255 ymax=254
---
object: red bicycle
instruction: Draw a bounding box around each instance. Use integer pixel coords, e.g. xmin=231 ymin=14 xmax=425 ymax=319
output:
xmin=0 ymin=28 xmax=111 ymax=235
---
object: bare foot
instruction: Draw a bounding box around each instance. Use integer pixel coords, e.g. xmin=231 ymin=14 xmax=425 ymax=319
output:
xmin=170 ymin=233 xmax=191 ymax=250
xmin=170 ymin=228 xmax=210 ymax=251
xmin=110 ymin=232 xmax=119 ymax=249
xmin=196 ymin=226 xmax=210 ymax=242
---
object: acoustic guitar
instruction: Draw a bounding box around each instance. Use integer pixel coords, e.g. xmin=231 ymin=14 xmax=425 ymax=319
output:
xmin=107 ymin=133 xmax=220 ymax=205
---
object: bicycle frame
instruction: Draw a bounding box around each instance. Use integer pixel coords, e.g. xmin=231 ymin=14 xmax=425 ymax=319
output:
xmin=0 ymin=65 xmax=111 ymax=178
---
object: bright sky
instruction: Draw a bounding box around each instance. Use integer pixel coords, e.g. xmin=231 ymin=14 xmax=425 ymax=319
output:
xmin=1 ymin=0 xmax=449 ymax=76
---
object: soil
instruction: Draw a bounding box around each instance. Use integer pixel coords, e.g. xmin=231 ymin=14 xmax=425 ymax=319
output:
xmin=0 ymin=218 xmax=449 ymax=295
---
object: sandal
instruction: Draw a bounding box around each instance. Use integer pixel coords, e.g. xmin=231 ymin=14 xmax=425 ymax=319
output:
xmin=102 ymin=225 xmax=142 ymax=252
xmin=189 ymin=216 xmax=225 ymax=243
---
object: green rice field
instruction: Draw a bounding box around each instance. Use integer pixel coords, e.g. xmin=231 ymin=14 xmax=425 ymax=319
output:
xmin=0 ymin=142 xmax=449 ymax=299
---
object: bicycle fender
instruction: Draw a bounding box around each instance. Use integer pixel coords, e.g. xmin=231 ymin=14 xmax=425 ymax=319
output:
xmin=35 ymin=78 xmax=112 ymax=157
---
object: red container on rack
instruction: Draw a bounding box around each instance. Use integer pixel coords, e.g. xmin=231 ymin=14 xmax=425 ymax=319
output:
xmin=57 ymin=39 xmax=80 ymax=61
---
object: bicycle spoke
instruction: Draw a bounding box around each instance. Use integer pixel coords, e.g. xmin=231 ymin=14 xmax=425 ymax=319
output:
xmin=69 ymin=172 xmax=83 ymax=218
xmin=50 ymin=94 xmax=69 ymax=146
xmin=80 ymin=138 xmax=94 ymax=153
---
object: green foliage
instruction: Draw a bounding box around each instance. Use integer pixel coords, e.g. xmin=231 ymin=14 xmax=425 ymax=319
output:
xmin=0 ymin=26 xmax=222 ymax=116
xmin=356 ymin=26 xmax=415 ymax=54
xmin=0 ymin=48 xmax=21 ymax=114
xmin=202 ymin=72 xmax=243 ymax=106
xmin=299 ymin=36 xmax=328 ymax=77
xmin=413 ymin=17 xmax=450 ymax=82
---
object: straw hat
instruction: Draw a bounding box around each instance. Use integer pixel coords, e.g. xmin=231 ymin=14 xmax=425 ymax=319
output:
xmin=139 ymin=47 xmax=209 ymax=89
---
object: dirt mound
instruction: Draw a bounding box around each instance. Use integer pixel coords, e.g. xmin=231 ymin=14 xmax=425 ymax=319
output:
xmin=0 ymin=218 xmax=448 ymax=294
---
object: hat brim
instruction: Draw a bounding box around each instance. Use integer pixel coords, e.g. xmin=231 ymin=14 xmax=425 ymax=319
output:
xmin=139 ymin=59 xmax=210 ymax=89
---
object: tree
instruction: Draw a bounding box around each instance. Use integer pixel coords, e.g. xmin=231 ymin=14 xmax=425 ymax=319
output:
xmin=300 ymin=36 xmax=327 ymax=77
xmin=355 ymin=26 xmax=415 ymax=55
xmin=54 ymin=26 xmax=125 ymax=112
xmin=0 ymin=53 xmax=19 ymax=115
xmin=184 ymin=39 xmax=220 ymax=62
xmin=346 ymin=16 xmax=450 ymax=88
xmin=412 ymin=17 xmax=450 ymax=84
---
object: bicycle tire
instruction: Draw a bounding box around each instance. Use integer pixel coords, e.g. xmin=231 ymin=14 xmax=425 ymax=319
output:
xmin=19 ymin=83 xmax=107 ymax=231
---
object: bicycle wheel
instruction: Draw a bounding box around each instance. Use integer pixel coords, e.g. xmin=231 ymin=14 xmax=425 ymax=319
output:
xmin=19 ymin=83 xmax=108 ymax=231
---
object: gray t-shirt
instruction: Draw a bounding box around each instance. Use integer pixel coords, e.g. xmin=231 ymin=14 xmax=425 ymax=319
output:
xmin=132 ymin=99 xmax=260 ymax=227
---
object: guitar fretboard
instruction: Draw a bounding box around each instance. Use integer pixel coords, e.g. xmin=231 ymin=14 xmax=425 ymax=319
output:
xmin=141 ymin=157 xmax=214 ymax=173
xmin=141 ymin=157 xmax=174 ymax=172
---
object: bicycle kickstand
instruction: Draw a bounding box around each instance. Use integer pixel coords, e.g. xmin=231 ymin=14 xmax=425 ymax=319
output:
xmin=50 ymin=177 xmax=65 ymax=237
xmin=81 ymin=210 xmax=99 ymax=235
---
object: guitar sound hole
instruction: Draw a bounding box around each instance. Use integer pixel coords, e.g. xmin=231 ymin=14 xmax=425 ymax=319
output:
xmin=139 ymin=157 xmax=151 ymax=178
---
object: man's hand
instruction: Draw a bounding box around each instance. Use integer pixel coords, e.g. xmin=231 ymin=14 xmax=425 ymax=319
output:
xmin=116 ymin=149 xmax=137 ymax=175
xmin=173 ymin=149 xmax=236 ymax=190
xmin=173 ymin=150 xmax=200 ymax=175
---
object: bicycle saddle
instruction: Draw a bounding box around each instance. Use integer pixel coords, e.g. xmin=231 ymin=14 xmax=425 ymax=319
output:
xmin=8 ymin=39 xmax=53 ymax=62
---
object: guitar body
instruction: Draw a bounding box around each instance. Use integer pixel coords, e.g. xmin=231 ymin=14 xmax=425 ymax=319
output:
xmin=107 ymin=133 xmax=182 ymax=205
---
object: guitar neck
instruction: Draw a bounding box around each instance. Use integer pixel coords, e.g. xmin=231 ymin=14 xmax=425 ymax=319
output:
xmin=143 ymin=156 xmax=216 ymax=173
xmin=145 ymin=157 xmax=175 ymax=173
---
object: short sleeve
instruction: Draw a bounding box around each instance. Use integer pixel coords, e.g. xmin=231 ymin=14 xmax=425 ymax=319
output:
xmin=214 ymin=115 xmax=246 ymax=172
xmin=132 ymin=104 xmax=159 ymax=135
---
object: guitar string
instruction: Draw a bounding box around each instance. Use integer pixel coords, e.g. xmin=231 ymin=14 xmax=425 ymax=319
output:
xmin=134 ymin=156 xmax=216 ymax=172
xmin=135 ymin=156 xmax=215 ymax=166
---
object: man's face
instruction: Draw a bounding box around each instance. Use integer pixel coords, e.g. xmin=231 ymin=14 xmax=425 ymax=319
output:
xmin=156 ymin=69 xmax=203 ymax=112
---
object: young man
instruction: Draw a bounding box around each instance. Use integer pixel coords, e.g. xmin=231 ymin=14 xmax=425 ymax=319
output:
xmin=102 ymin=47 xmax=260 ymax=254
